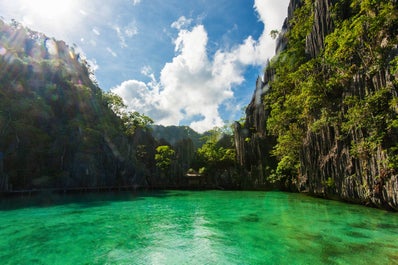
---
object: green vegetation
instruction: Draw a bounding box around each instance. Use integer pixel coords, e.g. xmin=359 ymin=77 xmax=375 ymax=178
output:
xmin=265 ymin=0 xmax=316 ymax=179
xmin=155 ymin=145 xmax=175 ymax=173
xmin=103 ymin=92 xmax=154 ymax=135
xmin=1 ymin=0 xmax=397 ymax=194
xmin=193 ymin=127 xmax=236 ymax=179
xmin=0 ymin=20 xmax=156 ymax=190
xmin=264 ymin=0 xmax=398 ymax=182
xmin=0 ymin=16 xmax=235 ymax=191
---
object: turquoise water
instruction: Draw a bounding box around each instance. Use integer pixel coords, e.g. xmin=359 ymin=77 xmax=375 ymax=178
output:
xmin=0 ymin=191 xmax=397 ymax=265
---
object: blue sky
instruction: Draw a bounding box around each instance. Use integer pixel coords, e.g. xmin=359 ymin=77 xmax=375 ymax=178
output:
xmin=0 ymin=0 xmax=290 ymax=132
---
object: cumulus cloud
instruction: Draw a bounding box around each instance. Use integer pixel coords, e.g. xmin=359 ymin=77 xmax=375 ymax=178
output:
xmin=215 ymin=0 xmax=289 ymax=67
xmin=112 ymin=24 xmax=239 ymax=132
xmin=111 ymin=80 xmax=159 ymax=114
xmin=112 ymin=0 xmax=289 ymax=133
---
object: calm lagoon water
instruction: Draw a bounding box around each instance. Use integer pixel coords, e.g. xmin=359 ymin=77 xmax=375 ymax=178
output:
xmin=0 ymin=190 xmax=397 ymax=264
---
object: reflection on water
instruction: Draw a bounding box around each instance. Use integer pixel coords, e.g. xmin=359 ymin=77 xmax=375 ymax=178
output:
xmin=0 ymin=191 xmax=397 ymax=264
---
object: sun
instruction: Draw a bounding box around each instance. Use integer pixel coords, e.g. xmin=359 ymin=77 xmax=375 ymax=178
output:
xmin=22 ymin=0 xmax=78 ymax=21
xmin=16 ymin=0 xmax=81 ymax=38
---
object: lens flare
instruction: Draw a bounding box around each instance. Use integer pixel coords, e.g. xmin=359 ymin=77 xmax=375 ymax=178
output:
xmin=0 ymin=46 xmax=6 ymax=56
xmin=45 ymin=39 xmax=58 ymax=56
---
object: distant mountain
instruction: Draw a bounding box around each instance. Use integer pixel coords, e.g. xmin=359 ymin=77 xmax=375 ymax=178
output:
xmin=150 ymin=125 xmax=204 ymax=149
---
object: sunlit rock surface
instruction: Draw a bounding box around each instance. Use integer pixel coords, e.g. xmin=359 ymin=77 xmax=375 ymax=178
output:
xmin=236 ymin=0 xmax=398 ymax=210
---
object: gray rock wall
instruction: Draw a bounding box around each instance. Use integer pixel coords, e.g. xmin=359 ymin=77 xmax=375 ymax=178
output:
xmin=305 ymin=0 xmax=334 ymax=58
xmin=234 ymin=69 xmax=277 ymax=189
xmin=237 ymin=0 xmax=398 ymax=210
xmin=299 ymin=0 xmax=398 ymax=210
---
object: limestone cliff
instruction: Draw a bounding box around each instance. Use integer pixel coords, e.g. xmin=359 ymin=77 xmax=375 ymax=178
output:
xmin=237 ymin=0 xmax=398 ymax=210
xmin=0 ymin=20 xmax=153 ymax=191
xmin=299 ymin=0 xmax=398 ymax=210
xmin=234 ymin=68 xmax=277 ymax=189
xmin=234 ymin=0 xmax=302 ymax=190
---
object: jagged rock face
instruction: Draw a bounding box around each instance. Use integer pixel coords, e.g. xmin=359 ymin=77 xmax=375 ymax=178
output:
xmin=301 ymin=125 xmax=398 ymax=210
xmin=0 ymin=20 xmax=152 ymax=191
xmin=238 ymin=0 xmax=398 ymax=210
xmin=288 ymin=0 xmax=303 ymax=21
xmin=234 ymin=71 xmax=276 ymax=189
xmin=305 ymin=0 xmax=334 ymax=58
xmin=299 ymin=64 xmax=398 ymax=210
xmin=276 ymin=0 xmax=303 ymax=54
xmin=298 ymin=0 xmax=398 ymax=210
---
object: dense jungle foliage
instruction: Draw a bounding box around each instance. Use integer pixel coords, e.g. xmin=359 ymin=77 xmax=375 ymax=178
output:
xmin=265 ymin=0 xmax=398 ymax=183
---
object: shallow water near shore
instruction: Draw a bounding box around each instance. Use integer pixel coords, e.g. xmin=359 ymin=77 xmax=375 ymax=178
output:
xmin=0 ymin=190 xmax=397 ymax=264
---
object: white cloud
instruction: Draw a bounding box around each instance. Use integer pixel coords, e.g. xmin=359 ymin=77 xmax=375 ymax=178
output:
xmin=141 ymin=65 xmax=158 ymax=86
xmin=114 ymin=26 xmax=127 ymax=48
xmin=141 ymin=65 xmax=153 ymax=76
xmin=112 ymin=24 xmax=241 ymax=132
xmin=106 ymin=47 xmax=117 ymax=57
xmin=254 ymin=0 xmax=288 ymax=29
xmin=171 ymin=16 xmax=193 ymax=30
xmin=125 ymin=26 xmax=138 ymax=37
xmin=157 ymin=25 xmax=235 ymax=131
xmin=111 ymin=80 xmax=159 ymax=115
xmin=213 ymin=0 xmax=289 ymax=68
xmin=87 ymin=58 xmax=99 ymax=72
xmin=114 ymin=22 xmax=138 ymax=48
xmin=112 ymin=0 xmax=290 ymax=133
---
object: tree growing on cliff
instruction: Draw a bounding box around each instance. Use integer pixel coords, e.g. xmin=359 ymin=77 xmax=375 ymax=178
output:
xmin=264 ymin=0 xmax=314 ymax=181
xmin=263 ymin=0 xmax=398 ymax=197
xmin=103 ymin=91 xmax=153 ymax=135
xmin=193 ymin=128 xmax=236 ymax=182
xmin=155 ymin=145 xmax=175 ymax=175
